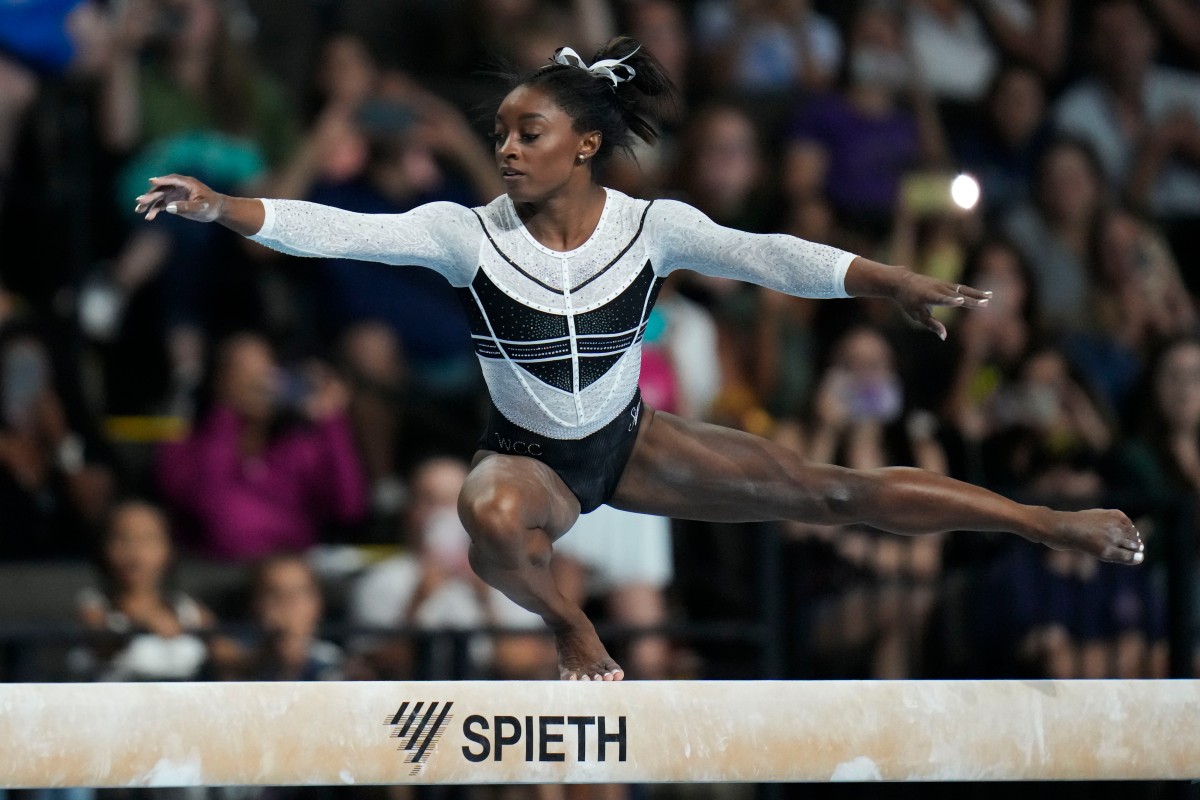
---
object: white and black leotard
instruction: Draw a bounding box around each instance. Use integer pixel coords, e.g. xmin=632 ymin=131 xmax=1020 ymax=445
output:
xmin=249 ymin=188 xmax=856 ymax=509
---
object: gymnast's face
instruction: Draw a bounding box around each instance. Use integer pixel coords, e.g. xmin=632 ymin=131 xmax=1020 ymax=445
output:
xmin=492 ymin=85 xmax=600 ymax=203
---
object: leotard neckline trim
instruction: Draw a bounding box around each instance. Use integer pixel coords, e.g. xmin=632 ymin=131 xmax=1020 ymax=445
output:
xmin=509 ymin=187 xmax=612 ymax=257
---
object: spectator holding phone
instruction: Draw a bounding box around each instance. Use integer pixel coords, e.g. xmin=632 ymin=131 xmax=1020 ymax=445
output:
xmin=808 ymin=325 xmax=948 ymax=473
xmin=975 ymin=345 xmax=1116 ymax=494
xmin=155 ymin=332 xmax=367 ymax=560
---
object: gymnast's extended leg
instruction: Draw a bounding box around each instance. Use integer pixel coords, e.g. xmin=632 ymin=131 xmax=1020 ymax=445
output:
xmin=610 ymin=406 xmax=1143 ymax=561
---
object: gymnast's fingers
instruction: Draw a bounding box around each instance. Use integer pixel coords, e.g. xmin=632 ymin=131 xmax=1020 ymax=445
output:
xmin=954 ymin=282 xmax=992 ymax=301
xmin=133 ymin=190 xmax=165 ymax=214
xmin=912 ymin=305 xmax=947 ymax=341
xmin=139 ymin=177 xmax=191 ymax=220
xmin=147 ymin=174 xmax=197 ymax=193
xmin=926 ymin=283 xmax=990 ymax=309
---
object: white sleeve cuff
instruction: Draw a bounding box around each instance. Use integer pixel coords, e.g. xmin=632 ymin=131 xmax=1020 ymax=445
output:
xmin=249 ymin=198 xmax=276 ymax=239
xmin=833 ymin=250 xmax=857 ymax=298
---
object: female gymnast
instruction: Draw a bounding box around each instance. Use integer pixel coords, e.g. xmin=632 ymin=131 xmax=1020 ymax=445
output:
xmin=134 ymin=37 xmax=1144 ymax=682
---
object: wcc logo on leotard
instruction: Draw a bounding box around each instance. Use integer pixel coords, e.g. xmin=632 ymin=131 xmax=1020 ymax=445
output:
xmin=385 ymin=701 xmax=455 ymax=776
xmin=492 ymin=433 xmax=543 ymax=456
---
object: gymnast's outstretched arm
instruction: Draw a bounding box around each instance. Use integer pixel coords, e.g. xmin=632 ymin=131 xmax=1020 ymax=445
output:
xmin=644 ymin=198 xmax=991 ymax=339
xmin=133 ymin=174 xmax=480 ymax=286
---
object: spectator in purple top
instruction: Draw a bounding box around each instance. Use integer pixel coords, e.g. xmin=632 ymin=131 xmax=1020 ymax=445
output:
xmin=155 ymin=333 xmax=367 ymax=560
xmin=783 ymin=2 xmax=947 ymax=242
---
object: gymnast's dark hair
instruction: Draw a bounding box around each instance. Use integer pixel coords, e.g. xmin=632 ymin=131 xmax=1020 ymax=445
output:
xmin=511 ymin=36 xmax=676 ymax=174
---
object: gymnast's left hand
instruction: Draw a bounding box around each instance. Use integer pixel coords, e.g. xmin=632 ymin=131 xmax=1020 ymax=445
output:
xmin=891 ymin=270 xmax=991 ymax=341
xmin=133 ymin=174 xmax=225 ymax=223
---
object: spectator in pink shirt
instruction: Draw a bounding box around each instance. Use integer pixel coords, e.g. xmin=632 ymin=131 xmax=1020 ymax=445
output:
xmin=156 ymin=333 xmax=367 ymax=560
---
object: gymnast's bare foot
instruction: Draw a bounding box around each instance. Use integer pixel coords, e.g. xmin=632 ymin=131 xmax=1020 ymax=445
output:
xmin=1029 ymin=508 xmax=1145 ymax=565
xmin=556 ymin=622 xmax=624 ymax=681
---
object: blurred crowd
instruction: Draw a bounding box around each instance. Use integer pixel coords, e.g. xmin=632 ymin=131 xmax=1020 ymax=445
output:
xmin=1 ymin=0 xmax=1199 ymax=710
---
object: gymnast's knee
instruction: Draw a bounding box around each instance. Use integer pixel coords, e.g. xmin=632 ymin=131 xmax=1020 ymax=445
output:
xmin=458 ymin=484 xmax=530 ymax=562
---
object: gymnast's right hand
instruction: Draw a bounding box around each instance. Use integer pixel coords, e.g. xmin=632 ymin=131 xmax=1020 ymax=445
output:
xmin=134 ymin=175 xmax=224 ymax=223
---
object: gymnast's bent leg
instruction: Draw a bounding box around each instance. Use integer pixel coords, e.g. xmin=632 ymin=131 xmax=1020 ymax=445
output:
xmin=610 ymin=406 xmax=1143 ymax=563
xmin=458 ymin=451 xmax=624 ymax=681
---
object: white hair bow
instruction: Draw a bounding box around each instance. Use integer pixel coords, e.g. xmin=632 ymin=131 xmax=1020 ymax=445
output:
xmin=552 ymin=46 xmax=640 ymax=87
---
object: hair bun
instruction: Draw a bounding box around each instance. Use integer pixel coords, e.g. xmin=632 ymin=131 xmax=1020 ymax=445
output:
xmin=592 ymin=36 xmax=673 ymax=100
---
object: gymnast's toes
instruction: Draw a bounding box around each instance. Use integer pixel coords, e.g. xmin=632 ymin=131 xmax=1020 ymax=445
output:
xmin=1043 ymin=508 xmax=1145 ymax=566
xmin=555 ymin=625 xmax=624 ymax=682
xmin=1100 ymin=514 xmax=1145 ymax=565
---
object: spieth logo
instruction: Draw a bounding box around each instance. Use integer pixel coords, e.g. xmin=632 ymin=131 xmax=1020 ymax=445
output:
xmin=462 ymin=714 xmax=627 ymax=763
xmin=386 ymin=702 xmax=629 ymax=770
xmin=386 ymin=701 xmax=455 ymax=776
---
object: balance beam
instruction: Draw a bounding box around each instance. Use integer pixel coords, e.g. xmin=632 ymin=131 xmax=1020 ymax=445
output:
xmin=0 ymin=680 xmax=1196 ymax=786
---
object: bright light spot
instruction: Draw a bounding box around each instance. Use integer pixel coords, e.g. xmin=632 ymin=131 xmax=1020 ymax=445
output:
xmin=951 ymin=173 xmax=981 ymax=210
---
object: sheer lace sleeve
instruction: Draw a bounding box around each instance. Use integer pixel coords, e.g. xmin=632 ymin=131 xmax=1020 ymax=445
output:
xmin=644 ymin=199 xmax=855 ymax=299
xmin=248 ymin=199 xmax=480 ymax=287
